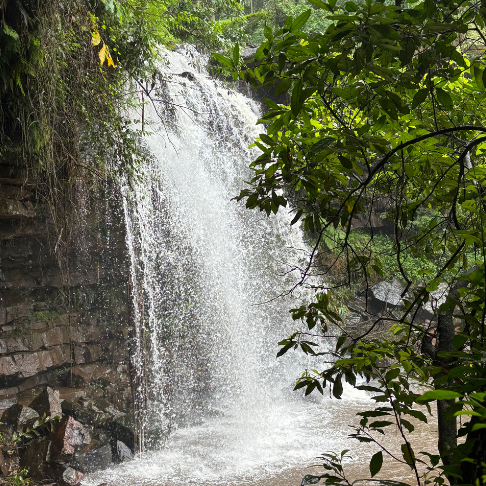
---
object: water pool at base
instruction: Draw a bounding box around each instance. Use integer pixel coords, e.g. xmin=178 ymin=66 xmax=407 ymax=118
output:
xmin=84 ymin=393 xmax=437 ymax=486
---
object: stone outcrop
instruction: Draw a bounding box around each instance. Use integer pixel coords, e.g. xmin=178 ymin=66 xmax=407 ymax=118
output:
xmin=29 ymin=386 xmax=62 ymax=417
xmin=0 ymin=155 xmax=135 ymax=483
xmin=2 ymin=387 xmax=135 ymax=485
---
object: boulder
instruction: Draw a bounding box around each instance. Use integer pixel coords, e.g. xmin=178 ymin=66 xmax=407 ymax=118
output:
xmin=18 ymin=436 xmax=52 ymax=479
xmin=104 ymin=413 xmax=135 ymax=452
xmin=0 ymin=398 xmax=17 ymax=410
xmin=423 ymin=282 xmax=449 ymax=315
xmin=0 ymin=448 xmax=19 ymax=476
xmin=62 ymin=466 xmax=84 ymax=486
xmin=1 ymin=404 xmax=39 ymax=431
xmin=241 ymin=44 xmax=257 ymax=61
xmin=54 ymin=416 xmax=91 ymax=456
xmin=73 ymin=443 xmax=112 ymax=472
xmin=29 ymin=386 xmax=63 ymax=417
xmin=61 ymin=400 xmax=111 ymax=428
xmin=115 ymin=440 xmax=133 ymax=463
xmin=178 ymin=71 xmax=196 ymax=81
xmin=368 ymin=278 xmax=407 ymax=314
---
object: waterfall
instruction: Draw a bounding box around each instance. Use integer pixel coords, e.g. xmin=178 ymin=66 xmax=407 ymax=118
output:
xmin=84 ymin=46 xmax=372 ymax=486
xmin=124 ymin=44 xmax=309 ymax=447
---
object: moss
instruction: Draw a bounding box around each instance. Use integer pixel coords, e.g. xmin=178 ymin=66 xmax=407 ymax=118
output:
xmin=28 ymin=310 xmax=64 ymax=322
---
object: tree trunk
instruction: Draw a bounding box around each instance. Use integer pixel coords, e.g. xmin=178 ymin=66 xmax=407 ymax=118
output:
xmin=436 ymin=312 xmax=457 ymax=483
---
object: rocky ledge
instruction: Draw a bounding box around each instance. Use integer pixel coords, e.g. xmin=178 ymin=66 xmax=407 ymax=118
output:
xmin=0 ymin=386 xmax=135 ymax=486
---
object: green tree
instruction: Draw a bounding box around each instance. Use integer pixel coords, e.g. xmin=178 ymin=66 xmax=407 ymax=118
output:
xmin=218 ymin=0 xmax=486 ymax=483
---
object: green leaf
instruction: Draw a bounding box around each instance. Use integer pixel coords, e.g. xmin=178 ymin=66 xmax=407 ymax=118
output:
xmin=275 ymin=78 xmax=293 ymax=95
xmin=305 ymin=381 xmax=317 ymax=395
xmin=357 ymin=410 xmax=391 ymax=418
xmin=354 ymin=436 xmax=374 ymax=443
xmin=452 ymin=334 xmax=468 ymax=350
xmin=472 ymin=65 xmax=485 ymax=89
xmin=435 ymin=88 xmax=453 ymax=109
xmin=417 ymin=390 xmax=462 ymax=402
xmin=370 ymin=451 xmax=383 ymax=477
xmin=401 ymin=443 xmax=415 ymax=466
xmin=264 ymin=25 xmax=273 ymax=41
xmin=385 ymin=368 xmax=400 ymax=382
xmin=308 ymin=0 xmax=329 ymax=8
xmin=369 ymin=420 xmax=394 ymax=428
xmin=356 ymin=385 xmax=383 ymax=393
xmin=291 ymin=78 xmax=303 ymax=116
xmin=3 ymin=23 xmax=19 ymax=41
xmin=335 ymin=334 xmax=346 ymax=352
xmin=400 ymin=418 xmax=414 ymax=433
xmin=290 ymin=209 xmax=303 ymax=225
xmin=406 ymin=409 xmax=428 ymax=423
xmin=233 ymin=44 xmax=240 ymax=67
xmin=277 ymin=342 xmax=294 ymax=357
xmin=213 ymin=53 xmax=234 ymax=69
xmin=308 ymin=138 xmax=335 ymax=158
xmin=260 ymin=134 xmax=275 ymax=146
xmin=411 ymin=88 xmax=428 ymax=109
xmin=333 ymin=373 xmax=343 ymax=399
xmin=338 ymin=156 xmax=353 ymax=170
xmin=292 ymin=10 xmax=312 ymax=31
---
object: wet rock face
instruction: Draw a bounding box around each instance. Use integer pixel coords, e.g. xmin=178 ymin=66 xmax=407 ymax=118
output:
xmin=0 ymin=156 xmax=134 ymax=482
xmin=1 ymin=403 xmax=39 ymax=431
xmin=115 ymin=440 xmax=134 ymax=463
xmin=0 ymin=155 xmax=131 ymax=403
xmin=55 ymin=416 xmax=92 ymax=455
xmin=29 ymin=386 xmax=63 ymax=417
xmin=73 ymin=443 xmax=112 ymax=473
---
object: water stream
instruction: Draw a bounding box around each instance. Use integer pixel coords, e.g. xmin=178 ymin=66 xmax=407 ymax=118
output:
xmin=83 ymin=46 xmax=436 ymax=486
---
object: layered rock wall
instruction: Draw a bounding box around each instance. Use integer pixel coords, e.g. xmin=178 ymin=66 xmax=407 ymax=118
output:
xmin=0 ymin=154 xmax=132 ymax=412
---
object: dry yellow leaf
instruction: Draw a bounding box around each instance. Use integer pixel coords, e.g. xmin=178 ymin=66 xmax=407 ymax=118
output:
xmin=106 ymin=51 xmax=115 ymax=68
xmin=98 ymin=43 xmax=116 ymax=68
xmin=99 ymin=43 xmax=107 ymax=65
xmin=92 ymin=31 xmax=101 ymax=46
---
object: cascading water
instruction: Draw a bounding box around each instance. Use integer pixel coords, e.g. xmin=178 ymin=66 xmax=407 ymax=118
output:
xmin=83 ymin=46 xmax=389 ymax=486
xmin=123 ymin=44 xmax=317 ymax=447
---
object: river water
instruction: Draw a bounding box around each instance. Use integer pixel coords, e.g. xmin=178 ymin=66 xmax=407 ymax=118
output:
xmin=83 ymin=46 xmax=437 ymax=486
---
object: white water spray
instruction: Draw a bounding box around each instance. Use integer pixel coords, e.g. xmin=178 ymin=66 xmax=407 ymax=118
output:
xmin=84 ymin=46 xmax=373 ymax=486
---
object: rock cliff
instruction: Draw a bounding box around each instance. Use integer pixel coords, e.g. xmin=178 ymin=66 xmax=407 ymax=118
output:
xmin=0 ymin=154 xmax=135 ymax=483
